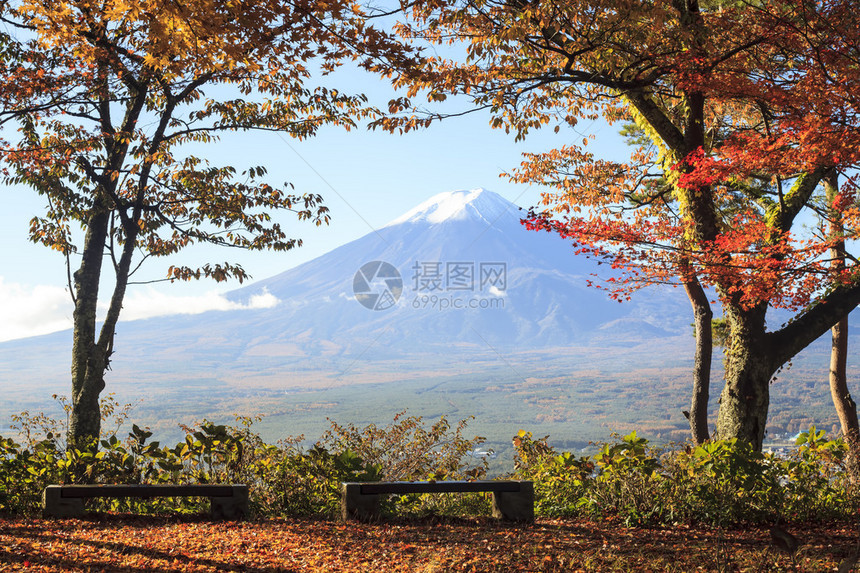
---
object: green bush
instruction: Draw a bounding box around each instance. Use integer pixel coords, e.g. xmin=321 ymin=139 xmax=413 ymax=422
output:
xmin=510 ymin=430 xmax=592 ymax=517
xmin=511 ymin=428 xmax=860 ymax=526
xmin=0 ymin=401 xmax=490 ymax=518
xmin=661 ymin=438 xmax=782 ymax=524
xmin=0 ymin=435 xmax=63 ymax=514
xmin=5 ymin=396 xmax=858 ymax=524
xmin=265 ymin=444 xmax=381 ymax=517
xmin=584 ymin=431 xmax=669 ymax=525
xmin=778 ymin=426 xmax=855 ymax=521
xmin=323 ymin=411 xmax=488 ymax=481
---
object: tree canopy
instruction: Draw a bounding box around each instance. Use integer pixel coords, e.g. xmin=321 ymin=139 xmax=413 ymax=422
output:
xmin=0 ymin=0 xmax=414 ymax=444
xmin=385 ymin=0 xmax=860 ymax=448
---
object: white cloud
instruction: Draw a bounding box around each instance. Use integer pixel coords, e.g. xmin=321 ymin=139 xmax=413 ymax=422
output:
xmin=488 ymin=285 xmax=507 ymax=298
xmin=115 ymin=287 xmax=279 ymax=321
xmin=0 ymin=277 xmax=279 ymax=343
xmin=0 ymin=277 xmax=73 ymax=342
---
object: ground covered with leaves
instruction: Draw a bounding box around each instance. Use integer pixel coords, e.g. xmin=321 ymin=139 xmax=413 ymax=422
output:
xmin=1 ymin=515 xmax=857 ymax=572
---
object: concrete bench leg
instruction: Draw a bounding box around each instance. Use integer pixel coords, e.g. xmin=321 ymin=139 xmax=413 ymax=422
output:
xmin=42 ymin=486 xmax=84 ymax=518
xmin=492 ymin=482 xmax=534 ymax=521
xmin=209 ymin=485 xmax=249 ymax=520
xmin=341 ymin=483 xmax=381 ymax=521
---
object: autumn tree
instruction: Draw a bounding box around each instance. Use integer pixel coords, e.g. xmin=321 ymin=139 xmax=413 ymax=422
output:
xmin=0 ymin=0 xmax=412 ymax=446
xmin=387 ymin=0 xmax=860 ymax=449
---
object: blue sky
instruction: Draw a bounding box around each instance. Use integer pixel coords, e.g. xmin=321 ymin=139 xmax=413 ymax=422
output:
xmin=0 ymin=68 xmax=626 ymax=342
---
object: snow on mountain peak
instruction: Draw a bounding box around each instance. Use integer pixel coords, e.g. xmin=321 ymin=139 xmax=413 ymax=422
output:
xmin=386 ymin=188 xmax=517 ymax=227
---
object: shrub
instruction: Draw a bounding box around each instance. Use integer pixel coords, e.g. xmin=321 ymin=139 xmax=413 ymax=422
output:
xmin=323 ymin=411 xmax=488 ymax=481
xmin=265 ymin=444 xmax=382 ymax=517
xmin=323 ymin=411 xmax=491 ymax=517
xmin=6 ymin=398 xmax=856 ymax=525
xmin=661 ymin=439 xmax=783 ymax=524
xmin=583 ymin=431 xmax=669 ymax=526
xmin=510 ymin=428 xmax=860 ymax=526
xmin=778 ymin=426 xmax=856 ymax=521
xmin=511 ymin=430 xmax=592 ymax=517
xmin=0 ymin=404 xmax=490 ymax=518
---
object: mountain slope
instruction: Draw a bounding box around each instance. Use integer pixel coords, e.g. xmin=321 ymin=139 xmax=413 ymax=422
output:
xmin=0 ymin=188 xmax=695 ymax=438
xmin=3 ymin=188 xmax=857 ymax=445
xmin=216 ymin=188 xmax=689 ymax=352
xmin=3 ymin=188 xmax=693 ymax=370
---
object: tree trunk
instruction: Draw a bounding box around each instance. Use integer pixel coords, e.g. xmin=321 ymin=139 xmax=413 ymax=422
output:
xmin=824 ymin=172 xmax=860 ymax=451
xmin=684 ymin=276 xmax=712 ymax=444
xmin=829 ymin=316 xmax=858 ymax=441
xmin=715 ymin=303 xmax=772 ymax=449
xmin=68 ymin=212 xmax=139 ymax=448
xmin=69 ymin=210 xmax=110 ymax=447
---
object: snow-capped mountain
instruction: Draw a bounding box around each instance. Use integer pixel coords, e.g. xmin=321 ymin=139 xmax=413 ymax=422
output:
xmin=386 ymin=188 xmax=513 ymax=226
xmin=213 ymin=188 xmax=689 ymax=351
xmin=2 ymin=188 xmax=855 ymax=445
xmin=0 ymin=188 xmax=693 ymax=404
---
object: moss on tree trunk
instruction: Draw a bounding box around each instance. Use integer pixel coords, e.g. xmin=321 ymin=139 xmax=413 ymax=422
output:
xmin=714 ymin=303 xmax=772 ymax=450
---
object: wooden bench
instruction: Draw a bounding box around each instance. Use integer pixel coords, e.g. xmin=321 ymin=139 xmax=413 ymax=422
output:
xmin=341 ymin=480 xmax=533 ymax=522
xmin=42 ymin=484 xmax=249 ymax=520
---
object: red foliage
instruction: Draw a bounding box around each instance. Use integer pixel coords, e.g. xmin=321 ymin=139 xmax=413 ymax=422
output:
xmin=0 ymin=516 xmax=854 ymax=572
